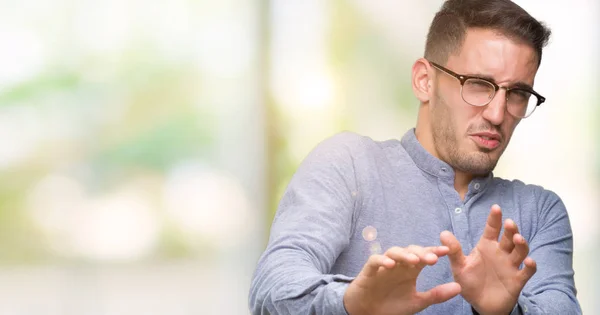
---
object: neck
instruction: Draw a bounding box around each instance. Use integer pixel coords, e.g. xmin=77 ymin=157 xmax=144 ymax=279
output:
xmin=415 ymin=104 xmax=474 ymax=201
xmin=454 ymin=170 xmax=473 ymax=201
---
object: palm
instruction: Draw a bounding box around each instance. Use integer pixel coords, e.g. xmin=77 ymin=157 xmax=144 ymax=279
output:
xmin=440 ymin=205 xmax=537 ymax=315
xmin=454 ymin=239 xmax=521 ymax=311
xmin=344 ymin=247 xmax=461 ymax=315
xmin=353 ymin=264 xmax=429 ymax=315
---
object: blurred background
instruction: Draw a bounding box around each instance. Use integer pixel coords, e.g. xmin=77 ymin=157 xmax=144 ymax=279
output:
xmin=0 ymin=0 xmax=597 ymax=314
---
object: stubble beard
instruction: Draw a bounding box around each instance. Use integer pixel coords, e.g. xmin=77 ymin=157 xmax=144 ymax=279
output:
xmin=431 ymin=91 xmax=500 ymax=176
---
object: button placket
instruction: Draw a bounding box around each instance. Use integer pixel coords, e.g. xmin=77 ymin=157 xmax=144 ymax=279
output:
xmin=437 ymin=177 xmax=471 ymax=252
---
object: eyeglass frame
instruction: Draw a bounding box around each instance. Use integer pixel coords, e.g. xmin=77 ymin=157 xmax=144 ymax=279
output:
xmin=427 ymin=60 xmax=546 ymax=118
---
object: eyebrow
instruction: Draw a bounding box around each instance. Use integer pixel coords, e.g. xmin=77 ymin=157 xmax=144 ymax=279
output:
xmin=467 ymin=73 xmax=534 ymax=91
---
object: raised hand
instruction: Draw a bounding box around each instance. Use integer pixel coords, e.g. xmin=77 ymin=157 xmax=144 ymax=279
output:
xmin=440 ymin=204 xmax=536 ymax=315
xmin=344 ymin=245 xmax=461 ymax=315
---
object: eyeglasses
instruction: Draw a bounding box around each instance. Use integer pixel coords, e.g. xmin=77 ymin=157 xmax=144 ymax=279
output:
xmin=428 ymin=60 xmax=545 ymax=118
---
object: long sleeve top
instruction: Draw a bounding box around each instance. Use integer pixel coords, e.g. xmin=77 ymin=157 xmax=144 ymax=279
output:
xmin=249 ymin=129 xmax=581 ymax=315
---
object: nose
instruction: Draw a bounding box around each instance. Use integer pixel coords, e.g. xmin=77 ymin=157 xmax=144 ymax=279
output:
xmin=481 ymin=88 xmax=508 ymax=125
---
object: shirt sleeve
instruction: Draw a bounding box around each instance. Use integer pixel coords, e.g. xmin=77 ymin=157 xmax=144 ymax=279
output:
xmin=512 ymin=189 xmax=582 ymax=315
xmin=248 ymin=132 xmax=364 ymax=315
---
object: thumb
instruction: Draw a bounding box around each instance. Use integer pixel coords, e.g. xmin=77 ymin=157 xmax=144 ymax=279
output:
xmin=440 ymin=230 xmax=466 ymax=270
xmin=417 ymin=282 xmax=462 ymax=309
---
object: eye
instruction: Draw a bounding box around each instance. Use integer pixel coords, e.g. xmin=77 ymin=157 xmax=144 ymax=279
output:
xmin=509 ymin=90 xmax=532 ymax=102
xmin=464 ymin=79 xmax=494 ymax=92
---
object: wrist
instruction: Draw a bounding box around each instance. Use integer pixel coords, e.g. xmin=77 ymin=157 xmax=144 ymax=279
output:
xmin=343 ymin=288 xmax=368 ymax=315
xmin=471 ymin=305 xmax=515 ymax=315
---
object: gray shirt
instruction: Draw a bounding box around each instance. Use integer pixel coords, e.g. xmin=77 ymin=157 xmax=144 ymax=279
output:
xmin=249 ymin=129 xmax=581 ymax=315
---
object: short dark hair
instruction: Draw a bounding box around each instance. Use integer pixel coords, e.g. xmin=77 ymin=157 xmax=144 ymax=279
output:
xmin=424 ymin=0 xmax=551 ymax=67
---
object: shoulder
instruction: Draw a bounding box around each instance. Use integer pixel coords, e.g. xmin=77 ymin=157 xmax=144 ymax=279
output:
xmin=294 ymin=131 xmax=400 ymax=189
xmin=314 ymin=131 xmax=385 ymax=151
xmin=311 ymin=131 xmax=368 ymax=154
xmin=304 ymin=131 xmax=393 ymax=163
xmin=491 ymin=177 xmax=567 ymax=224
xmin=492 ymin=177 xmax=562 ymax=204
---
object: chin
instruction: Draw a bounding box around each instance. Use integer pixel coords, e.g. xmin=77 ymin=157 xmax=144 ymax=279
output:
xmin=453 ymin=151 xmax=498 ymax=175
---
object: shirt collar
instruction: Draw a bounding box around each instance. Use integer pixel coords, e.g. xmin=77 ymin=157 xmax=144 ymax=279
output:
xmin=400 ymin=128 xmax=493 ymax=190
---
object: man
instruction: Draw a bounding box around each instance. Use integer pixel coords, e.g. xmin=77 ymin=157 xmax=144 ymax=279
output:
xmin=249 ymin=0 xmax=581 ymax=314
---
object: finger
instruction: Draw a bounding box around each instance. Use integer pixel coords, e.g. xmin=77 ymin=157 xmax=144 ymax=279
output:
xmin=517 ymin=257 xmax=537 ymax=287
xmin=481 ymin=204 xmax=503 ymax=241
xmin=417 ymin=282 xmax=462 ymax=308
xmin=498 ymin=219 xmax=518 ymax=253
xmin=384 ymin=247 xmax=420 ymax=266
xmin=429 ymin=245 xmax=450 ymax=257
xmin=440 ymin=231 xmax=466 ymax=270
xmin=405 ymin=245 xmax=442 ymax=266
xmin=361 ymin=254 xmax=396 ymax=277
xmin=510 ymin=233 xmax=530 ymax=266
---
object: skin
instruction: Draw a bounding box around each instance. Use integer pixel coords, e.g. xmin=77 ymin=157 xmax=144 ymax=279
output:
xmin=440 ymin=205 xmax=537 ymax=315
xmin=344 ymin=245 xmax=462 ymax=315
xmin=413 ymin=28 xmax=538 ymax=200
xmin=413 ymin=28 xmax=539 ymax=314
xmin=344 ymin=28 xmax=539 ymax=315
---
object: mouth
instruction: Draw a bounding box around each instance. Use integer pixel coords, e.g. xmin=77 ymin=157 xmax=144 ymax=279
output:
xmin=469 ymin=132 xmax=502 ymax=150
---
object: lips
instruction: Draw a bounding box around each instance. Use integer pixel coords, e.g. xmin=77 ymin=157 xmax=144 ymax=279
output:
xmin=470 ymin=132 xmax=502 ymax=150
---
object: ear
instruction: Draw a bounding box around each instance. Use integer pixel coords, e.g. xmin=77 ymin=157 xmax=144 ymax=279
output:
xmin=412 ymin=58 xmax=434 ymax=103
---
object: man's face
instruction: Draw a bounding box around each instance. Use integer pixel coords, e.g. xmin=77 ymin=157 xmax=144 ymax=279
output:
xmin=430 ymin=28 xmax=539 ymax=175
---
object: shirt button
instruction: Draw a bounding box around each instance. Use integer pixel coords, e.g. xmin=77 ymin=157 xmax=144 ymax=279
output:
xmin=523 ymin=305 xmax=528 ymax=313
xmin=474 ymin=183 xmax=481 ymax=190
xmin=454 ymin=207 xmax=462 ymax=214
